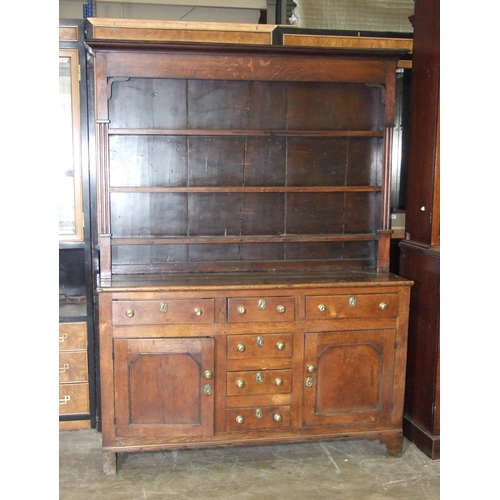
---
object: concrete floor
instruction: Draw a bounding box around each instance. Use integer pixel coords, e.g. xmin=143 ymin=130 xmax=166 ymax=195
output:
xmin=60 ymin=429 xmax=439 ymax=499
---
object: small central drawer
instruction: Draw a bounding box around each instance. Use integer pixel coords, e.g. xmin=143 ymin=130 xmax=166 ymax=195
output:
xmin=226 ymin=406 xmax=290 ymax=431
xmin=112 ymin=299 xmax=215 ymax=325
xmin=227 ymin=369 xmax=291 ymax=396
xmin=227 ymin=333 xmax=292 ymax=359
xmin=306 ymin=293 xmax=399 ymax=320
xmin=227 ymin=297 xmax=294 ymax=323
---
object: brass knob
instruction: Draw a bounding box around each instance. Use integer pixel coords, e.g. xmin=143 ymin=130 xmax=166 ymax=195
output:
xmin=273 ymin=413 xmax=283 ymax=422
xmin=317 ymin=304 xmax=326 ymax=312
xmin=379 ymin=302 xmax=388 ymax=311
xmin=276 ymin=305 xmax=286 ymax=314
xmin=203 ymin=370 xmax=213 ymax=380
xmin=237 ymin=306 xmax=246 ymax=315
xmin=236 ymin=379 xmax=246 ymax=388
xmin=275 ymin=341 xmax=285 ymax=351
xmin=275 ymin=377 xmax=283 ymax=386
xmin=194 ymin=307 xmax=203 ymax=316
xmin=236 ymin=342 xmax=246 ymax=352
xmin=235 ymin=415 xmax=245 ymax=424
xmin=306 ymin=364 xmax=317 ymax=373
xmin=125 ymin=309 xmax=134 ymax=318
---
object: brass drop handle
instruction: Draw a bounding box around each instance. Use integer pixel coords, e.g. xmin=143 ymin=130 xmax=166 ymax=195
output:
xmin=59 ymin=333 xmax=68 ymax=343
xmin=204 ymin=370 xmax=213 ymax=380
xmin=59 ymin=363 xmax=70 ymax=373
xmin=273 ymin=413 xmax=283 ymax=422
xmin=317 ymin=304 xmax=326 ymax=312
xmin=275 ymin=341 xmax=285 ymax=351
xmin=276 ymin=305 xmax=286 ymax=314
xmin=237 ymin=306 xmax=246 ymax=315
xmin=125 ymin=309 xmax=135 ymax=318
xmin=306 ymin=364 xmax=317 ymax=373
xmin=275 ymin=377 xmax=283 ymax=386
xmin=59 ymin=395 xmax=71 ymax=405
xmin=236 ymin=415 xmax=245 ymax=424
xmin=236 ymin=342 xmax=246 ymax=352
xmin=194 ymin=307 xmax=203 ymax=316
xmin=379 ymin=302 xmax=388 ymax=311
xmin=236 ymin=379 xmax=246 ymax=388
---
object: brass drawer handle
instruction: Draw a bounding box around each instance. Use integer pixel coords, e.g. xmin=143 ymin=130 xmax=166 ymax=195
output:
xmin=317 ymin=303 xmax=326 ymax=312
xmin=125 ymin=309 xmax=135 ymax=318
xmin=276 ymin=305 xmax=286 ymax=314
xmin=379 ymin=302 xmax=388 ymax=311
xmin=236 ymin=342 xmax=246 ymax=352
xmin=273 ymin=413 xmax=283 ymax=422
xmin=59 ymin=363 xmax=70 ymax=373
xmin=59 ymin=333 xmax=68 ymax=343
xmin=236 ymin=379 xmax=246 ymax=389
xmin=306 ymin=364 xmax=317 ymax=373
xmin=275 ymin=341 xmax=285 ymax=351
xmin=59 ymin=395 xmax=71 ymax=405
xmin=237 ymin=306 xmax=246 ymax=315
xmin=194 ymin=307 xmax=203 ymax=316
xmin=204 ymin=370 xmax=213 ymax=380
xmin=275 ymin=377 xmax=283 ymax=386
xmin=236 ymin=415 xmax=245 ymax=424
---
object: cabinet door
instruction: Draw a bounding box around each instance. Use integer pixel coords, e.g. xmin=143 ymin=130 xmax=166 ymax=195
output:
xmin=114 ymin=337 xmax=214 ymax=438
xmin=303 ymin=330 xmax=395 ymax=427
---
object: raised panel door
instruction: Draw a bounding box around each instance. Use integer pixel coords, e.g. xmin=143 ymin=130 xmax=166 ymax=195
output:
xmin=303 ymin=330 xmax=395 ymax=427
xmin=114 ymin=337 xmax=215 ymax=438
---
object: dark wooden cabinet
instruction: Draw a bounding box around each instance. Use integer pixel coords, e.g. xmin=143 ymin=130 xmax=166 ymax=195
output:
xmin=399 ymin=0 xmax=440 ymax=460
xmin=86 ymin=18 xmax=413 ymax=475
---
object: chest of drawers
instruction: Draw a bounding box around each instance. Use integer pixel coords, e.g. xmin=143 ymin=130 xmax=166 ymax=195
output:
xmin=98 ymin=273 xmax=411 ymax=475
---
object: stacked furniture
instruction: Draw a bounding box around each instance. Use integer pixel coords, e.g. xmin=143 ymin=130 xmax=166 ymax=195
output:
xmin=85 ymin=18 xmax=413 ymax=475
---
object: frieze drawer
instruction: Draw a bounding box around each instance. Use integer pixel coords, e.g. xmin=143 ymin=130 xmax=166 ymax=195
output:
xmin=112 ymin=299 xmax=215 ymax=325
xmin=305 ymin=293 xmax=399 ymax=320
xmin=227 ymin=297 xmax=295 ymax=323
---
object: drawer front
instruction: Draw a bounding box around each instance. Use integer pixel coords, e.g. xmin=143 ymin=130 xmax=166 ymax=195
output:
xmin=112 ymin=299 xmax=215 ymax=325
xmin=305 ymin=293 xmax=399 ymax=320
xmin=227 ymin=297 xmax=295 ymax=323
xmin=227 ymin=369 xmax=291 ymax=396
xmin=226 ymin=406 xmax=290 ymax=431
xmin=227 ymin=333 xmax=292 ymax=360
xmin=59 ymin=383 xmax=90 ymax=415
xmin=59 ymin=352 xmax=88 ymax=383
xmin=59 ymin=322 xmax=87 ymax=351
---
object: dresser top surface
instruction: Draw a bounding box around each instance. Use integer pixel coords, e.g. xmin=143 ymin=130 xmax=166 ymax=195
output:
xmin=97 ymin=270 xmax=412 ymax=292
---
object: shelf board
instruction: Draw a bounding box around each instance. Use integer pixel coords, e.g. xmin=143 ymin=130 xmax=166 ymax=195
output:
xmin=109 ymin=186 xmax=382 ymax=193
xmin=111 ymin=234 xmax=379 ymax=245
xmin=108 ymin=128 xmax=385 ymax=138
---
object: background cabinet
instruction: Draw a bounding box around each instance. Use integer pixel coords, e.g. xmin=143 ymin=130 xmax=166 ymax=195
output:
xmin=398 ymin=0 xmax=440 ymax=460
xmin=86 ymin=18 xmax=412 ymax=475
xmin=59 ymin=19 xmax=97 ymax=430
